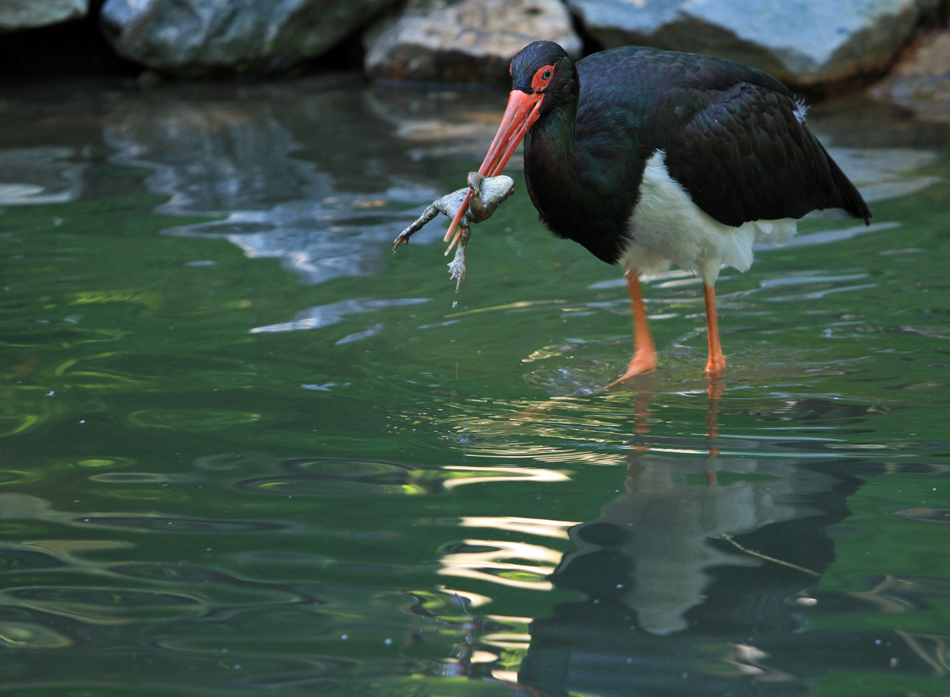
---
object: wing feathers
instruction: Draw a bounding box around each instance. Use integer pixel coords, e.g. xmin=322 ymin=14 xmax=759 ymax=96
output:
xmin=661 ymin=82 xmax=869 ymax=226
xmin=574 ymin=48 xmax=870 ymax=229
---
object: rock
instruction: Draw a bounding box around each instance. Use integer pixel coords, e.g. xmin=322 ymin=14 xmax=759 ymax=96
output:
xmin=0 ymin=0 xmax=88 ymax=32
xmin=870 ymin=29 xmax=950 ymax=121
xmin=363 ymin=0 xmax=581 ymax=83
xmin=99 ymin=0 xmax=399 ymax=76
xmin=565 ymin=0 xmax=944 ymax=86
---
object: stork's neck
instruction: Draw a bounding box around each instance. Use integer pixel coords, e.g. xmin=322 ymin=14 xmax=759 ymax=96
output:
xmin=523 ymin=91 xmax=583 ymax=235
xmin=524 ymin=94 xmax=579 ymax=181
xmin=522 ymin=78 xmax=638 ymax=265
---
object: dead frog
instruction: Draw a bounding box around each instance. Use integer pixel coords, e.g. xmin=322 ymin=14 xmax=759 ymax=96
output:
xmin=392 ymin=172 xmax=515 ymax=291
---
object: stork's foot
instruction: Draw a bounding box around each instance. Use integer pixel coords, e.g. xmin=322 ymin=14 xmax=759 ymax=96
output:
xmin=606 ymin=350 xmax=658 ymax=388
xmin=704 ymin=354 xmax=726 ymax=378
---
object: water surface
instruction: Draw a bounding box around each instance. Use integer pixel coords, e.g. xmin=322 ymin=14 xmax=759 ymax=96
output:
xmin=1 ymin=75 xmax=950 ymax=696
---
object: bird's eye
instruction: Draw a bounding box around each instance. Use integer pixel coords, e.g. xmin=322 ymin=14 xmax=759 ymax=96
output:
xmin=531 ymin=64 xmax=555 ymax=91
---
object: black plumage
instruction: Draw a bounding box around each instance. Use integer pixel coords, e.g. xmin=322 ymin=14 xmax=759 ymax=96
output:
xmin=518 ymin=41 xmax=869 ymax=264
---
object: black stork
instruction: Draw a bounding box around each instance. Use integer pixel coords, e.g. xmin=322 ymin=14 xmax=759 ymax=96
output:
xmin=444 ymin=40 xmax=870 ymax=384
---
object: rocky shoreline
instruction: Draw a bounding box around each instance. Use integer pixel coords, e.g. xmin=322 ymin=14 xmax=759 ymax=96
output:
xmin=2 ymin=0 xmax=949 ymax=116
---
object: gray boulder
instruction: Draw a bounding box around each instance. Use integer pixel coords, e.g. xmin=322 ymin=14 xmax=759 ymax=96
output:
xmin=364 ymin=0 xmax=581 ymax=83
xmin=100 ymin=0 xmax=399 ymax=76
xmin=565 ymin=0 xmax=944 ymax=86
xmin=0 ymin=0 xmax=88 ymax=32
xmin=871 ymin=29 xmax=950 ymax=121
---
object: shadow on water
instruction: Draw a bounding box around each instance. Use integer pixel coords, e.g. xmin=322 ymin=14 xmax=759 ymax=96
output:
xmin=1 ymin=76 xmax=950 ymax=695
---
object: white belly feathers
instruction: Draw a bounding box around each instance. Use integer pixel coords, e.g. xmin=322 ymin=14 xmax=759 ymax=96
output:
xmin=622 ymin=150 xmax=796 ymax=285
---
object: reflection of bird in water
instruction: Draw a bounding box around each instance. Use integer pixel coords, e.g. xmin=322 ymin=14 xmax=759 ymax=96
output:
xmin=512 ymin=385 xmax=864 ymax=697
xmin=413 ymin=385 xmax=939 ymax=695
xmin=554 ymin=449 xmax=825 ymax=635
xmin=414 ymin=385 xmax=945 ymax=695
xmin=450 ymin=41 xmax=870 ymax=384
xmin=547 ymin=381 xmax=831 ymax=635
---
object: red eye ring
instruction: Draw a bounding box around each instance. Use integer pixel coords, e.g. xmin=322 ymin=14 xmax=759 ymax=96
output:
xmin=531 ymin=64 xmax=555 ymax=92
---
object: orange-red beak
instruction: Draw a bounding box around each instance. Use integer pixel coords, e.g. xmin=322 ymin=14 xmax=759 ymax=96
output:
xmin=444 ymin=89 xmax=544 ymax=249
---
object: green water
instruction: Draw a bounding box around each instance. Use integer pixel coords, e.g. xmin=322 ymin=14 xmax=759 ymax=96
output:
xmin=1 ymin=76 xmax=950 ymax=696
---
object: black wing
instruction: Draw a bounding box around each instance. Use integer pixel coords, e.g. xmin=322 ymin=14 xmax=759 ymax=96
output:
xmin=578 ymin=48 xmax=870 ymax=227
xmin=661 ymin=81 xmax=868 ymax=226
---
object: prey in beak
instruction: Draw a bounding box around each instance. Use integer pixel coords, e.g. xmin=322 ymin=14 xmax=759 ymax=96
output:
xmin=391 ymin=53 xmax=555 ymax=287
xmin=392 ymin=172 xmax=515 ymax=290
xmin=442 ymin=87 xmax=545 ymax=252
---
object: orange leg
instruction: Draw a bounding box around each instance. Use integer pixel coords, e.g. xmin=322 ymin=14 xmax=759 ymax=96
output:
xmin=608 ymin=271 xmax=657 ymax=387
xmin=703 ymin=283 xmax=726 ymax=377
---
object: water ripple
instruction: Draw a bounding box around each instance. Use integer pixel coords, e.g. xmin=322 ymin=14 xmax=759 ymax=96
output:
xmin=0 ymin=621 xmax=72 ymax=648
xmin=235 ymin=458 xmax=570 ymax=497
xmin=3 ymin=587 xmax=205 ymax=624
xmin=0 ymin=548 xmax=66 ymax=572
xmin=74 ymin=516 xmax=285 ymax=533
